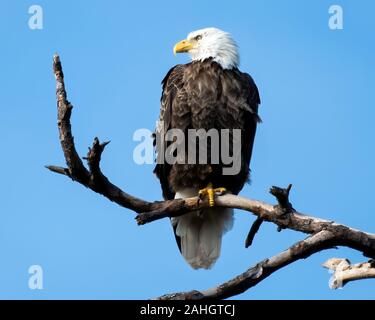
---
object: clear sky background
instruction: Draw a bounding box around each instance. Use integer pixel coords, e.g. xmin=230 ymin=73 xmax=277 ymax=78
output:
xmin=0 ymin=0 xmax=374 ymax=299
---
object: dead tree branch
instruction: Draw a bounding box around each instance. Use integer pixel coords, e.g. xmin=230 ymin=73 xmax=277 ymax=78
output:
xmin=47 ymin=54 xmax=375 ymax=299
xmin=323 ymin=258 xmax=375 ymax=289
xmin=245 ymin=217 xmax=264 ymax=248
xmin=157 ymin=230 xmax=337 ymax=299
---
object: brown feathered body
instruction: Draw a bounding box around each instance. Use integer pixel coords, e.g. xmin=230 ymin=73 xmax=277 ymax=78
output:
xmin=154 ymin=58 xmax=260 ymax=269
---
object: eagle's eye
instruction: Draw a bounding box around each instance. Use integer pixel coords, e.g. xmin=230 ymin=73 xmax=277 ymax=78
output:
xmin=195 ymin=35 xmax=202 ymax=41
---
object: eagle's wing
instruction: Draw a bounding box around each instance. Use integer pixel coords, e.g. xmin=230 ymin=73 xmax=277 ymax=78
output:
xmin=240 ymin=71 xmax=261 ymax=171
xmin=153 ymin=64 xmax=188 ymax=200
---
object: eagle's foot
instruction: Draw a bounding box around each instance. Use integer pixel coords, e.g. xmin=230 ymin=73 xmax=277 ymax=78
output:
xmin=198 ymin=183 xmax=226 ymax=207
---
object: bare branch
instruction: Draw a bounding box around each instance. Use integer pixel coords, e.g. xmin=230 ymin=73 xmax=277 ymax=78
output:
xmin=49 ymin=54 xmax=156 ymax=213
xmin=45 ymin=165 xmax=70 ymax=177
xmin=270 ymin=183 xmax=294 ymax=214
xmin=53 ymin=53 xmax=90 ymax=185
xmin=245 ymin=217 xmax=264 ymax=248
xmin=323 ymin=258 xmax=375 ymax=289
xmin=157 ymin=231 xmax=337 ymax=300
xmin=139 ymin=194 xmax=375 ymax=259
xmin=245 ymin=184 xmax=294 ymax=247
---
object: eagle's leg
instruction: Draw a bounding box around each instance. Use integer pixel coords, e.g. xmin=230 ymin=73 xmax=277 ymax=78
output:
xmin=199 ymin=183 xmax=226 ymax=207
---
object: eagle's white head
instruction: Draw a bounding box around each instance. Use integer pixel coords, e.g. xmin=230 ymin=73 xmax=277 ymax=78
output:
xmin=173 ymin=27 xmax=239 ymax=70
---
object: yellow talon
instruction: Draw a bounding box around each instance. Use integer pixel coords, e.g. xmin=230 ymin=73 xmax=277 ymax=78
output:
xmin=207 ymin=188 xmax=214 ymax=207
xmin=198 ymin=183 xmax=226 ymax=207
xmin=215 ymin=187 xmax=226 ymax=194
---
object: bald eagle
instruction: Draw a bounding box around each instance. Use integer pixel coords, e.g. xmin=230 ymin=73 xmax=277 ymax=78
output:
xmin=154 ymin=28 xmax=261 ymax=269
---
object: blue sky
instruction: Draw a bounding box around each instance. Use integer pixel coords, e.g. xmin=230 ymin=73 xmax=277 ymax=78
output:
xmin=0 ymin=0 xmax=374 ymax=299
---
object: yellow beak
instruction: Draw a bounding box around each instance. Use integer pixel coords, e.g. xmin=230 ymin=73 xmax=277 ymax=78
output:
xmin=173 ymin=39 xmax=194 ymax=55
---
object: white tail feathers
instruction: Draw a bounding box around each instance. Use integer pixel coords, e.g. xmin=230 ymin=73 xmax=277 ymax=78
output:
xmin=172 ymin=188 xmax=234 ymax=269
